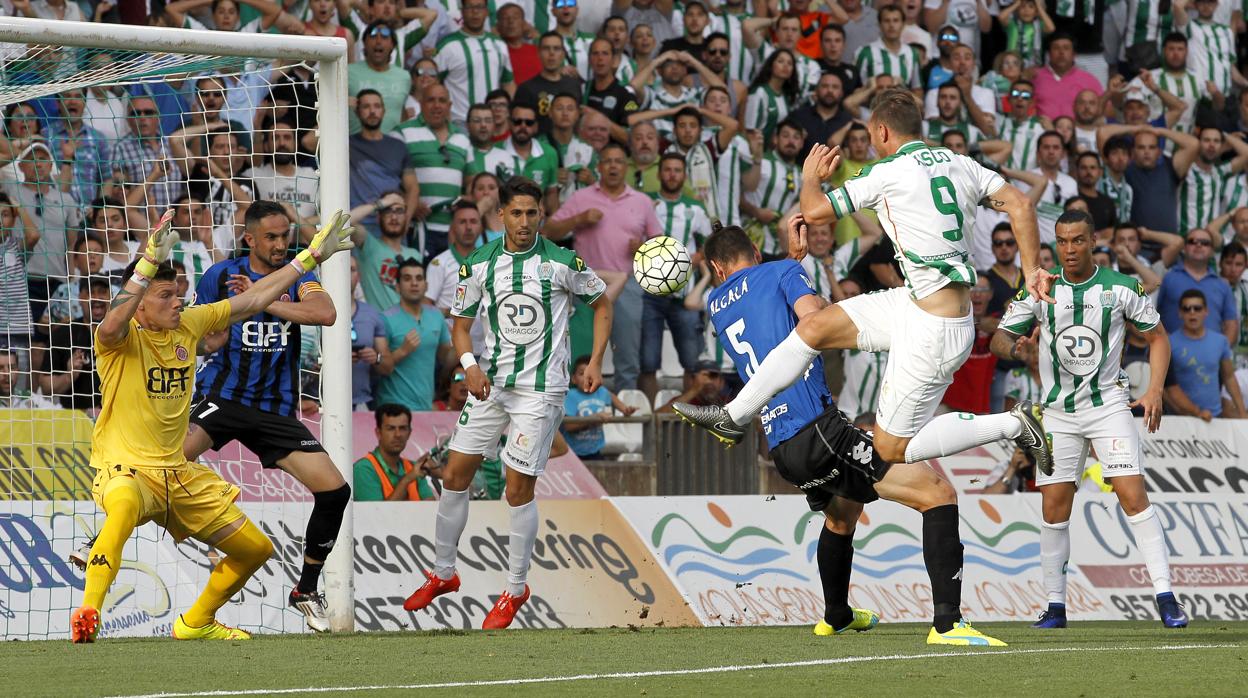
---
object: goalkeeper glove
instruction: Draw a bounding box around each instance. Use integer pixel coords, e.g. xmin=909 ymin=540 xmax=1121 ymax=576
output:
xmin=134 ymin=209 xmax=176 ymax=279
xmin=293 ymin=210 xmax=355 ymax=272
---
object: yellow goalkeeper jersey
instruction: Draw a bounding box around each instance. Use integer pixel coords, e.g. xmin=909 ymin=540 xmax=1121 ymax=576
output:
xmin=90 ymin=301 xmax=231 ymax=470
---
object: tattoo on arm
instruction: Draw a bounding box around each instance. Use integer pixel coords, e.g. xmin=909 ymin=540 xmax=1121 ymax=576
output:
xmin=110 ymin=288 xmax=137 ymax=309
xmin=987 ymin=197 xmax=1007 ymax=210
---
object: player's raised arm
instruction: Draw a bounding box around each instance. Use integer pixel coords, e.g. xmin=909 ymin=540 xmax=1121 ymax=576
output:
xmin=97 ymin=210 xmax=176 ymax=348
xmin=984 ymin=183 xmax=1056 ymax=303
xmin=226 ymin=211 xmax=354 ymax=324
xmin=799 ymin=144 xmax=842 ymax=226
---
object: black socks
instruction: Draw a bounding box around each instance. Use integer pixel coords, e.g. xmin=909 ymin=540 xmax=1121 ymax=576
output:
xmin=817 ymin=526 xmax=855 ymax=629
xmin=922 ymin=504 xmax=964 ymax=633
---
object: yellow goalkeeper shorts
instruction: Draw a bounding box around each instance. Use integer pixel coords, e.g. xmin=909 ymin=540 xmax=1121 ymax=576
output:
xmin=91 ymin=461 xmax=244 ymax=543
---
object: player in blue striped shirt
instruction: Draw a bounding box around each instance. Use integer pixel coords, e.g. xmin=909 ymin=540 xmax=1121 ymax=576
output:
xmin=185 ymin=200 xmax=348 ymax=633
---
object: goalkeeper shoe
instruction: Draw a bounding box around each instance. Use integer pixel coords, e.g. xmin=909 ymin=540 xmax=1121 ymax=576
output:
xmin=813 ymin=608 xmax=880 ymax=636
xmin=927 ymin=620 xmax=1007 ymax=647
xmin=172 ymin=615 xmax=251 ymax=640
xmin=70 ymin=606 xmax=100 ymax=644
xmin=1031 ymin=604 xmax=1067 ymax=629
xmin=482 ymin=585 xmax=530 ymax=630
xmin=289 ymin=589 xmax=331 ymax=633
xmin=68 ymin=536 xmax=97 ymax=571
xmin=672 ymin=403 xmax=745 ymax=446
xmin=403 ymin=570 xmax=461 ymax=611
xmin=1157 ymin=593 xmax=1189 ymax=628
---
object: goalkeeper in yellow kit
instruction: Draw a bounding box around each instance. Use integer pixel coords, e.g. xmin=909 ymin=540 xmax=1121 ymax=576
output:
xmin=70 ymin=209 xmax=355 ymax=643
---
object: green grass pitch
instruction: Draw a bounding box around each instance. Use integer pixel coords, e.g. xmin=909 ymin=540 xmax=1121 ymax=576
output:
xmin=6 ymin=622 xmax=1247 ymax=697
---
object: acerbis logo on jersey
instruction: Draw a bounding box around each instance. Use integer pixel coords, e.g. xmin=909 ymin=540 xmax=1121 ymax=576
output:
xmin=497 ymin=293 xmax=548 ymax=345
xmin=241 ymin=320 xmax=292 ymax=350
xmin=1055 ymin=324 xmax=1103 ymax=376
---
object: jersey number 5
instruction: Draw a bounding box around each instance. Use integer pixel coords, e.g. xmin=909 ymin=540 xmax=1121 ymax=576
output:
xmin=724 ymin=318 xmax=759 ymax=377
xmin=930 ymin=176 xmax=964 ymax=241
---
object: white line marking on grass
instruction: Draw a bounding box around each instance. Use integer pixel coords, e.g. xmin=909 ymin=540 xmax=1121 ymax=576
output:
xmin=109 ymin=643 xmax=1241 ymax=698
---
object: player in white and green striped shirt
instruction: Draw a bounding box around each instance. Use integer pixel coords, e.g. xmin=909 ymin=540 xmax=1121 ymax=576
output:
xmin=742 ymin=119 xmax=803 ymax=255
xmin=434 ymin=3 xmax=515 ymax=126
xmin=992 ymin=208 xmax=1182 ymax=630
xmin=1178 ymin=126 xmax=1248 ymax=235
xmin=410 ymin=176 xmax=612 ymax=630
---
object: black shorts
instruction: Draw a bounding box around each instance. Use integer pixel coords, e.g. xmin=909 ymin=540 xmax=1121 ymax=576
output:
xmin=770 ymin=406 xmax=893 ymax=511
xmin=189 ymin=395 xmax=325 ymax=468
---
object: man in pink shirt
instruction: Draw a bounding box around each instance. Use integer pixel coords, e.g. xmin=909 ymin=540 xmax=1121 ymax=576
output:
xmin=546 ymin=141 xmax=662 ymax=389
xmin=1032 ymin=33 xmax=1103 ymax=121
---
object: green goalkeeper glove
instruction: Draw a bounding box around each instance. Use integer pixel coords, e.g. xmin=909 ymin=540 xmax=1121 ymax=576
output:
xmin=293 ymin=210 xmax=355 ymax=272
xmin=134 ymin=209 xmax=176 ymax=279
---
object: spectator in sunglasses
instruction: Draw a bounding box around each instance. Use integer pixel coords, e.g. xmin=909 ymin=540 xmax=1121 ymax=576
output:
xmin=1165 ymin=289 xmax=1246 ymax=419
xmin=347 ymin=21 xmax=411 ymax=135
xmin=1157 ymin=227 xmax=1238 ymax=341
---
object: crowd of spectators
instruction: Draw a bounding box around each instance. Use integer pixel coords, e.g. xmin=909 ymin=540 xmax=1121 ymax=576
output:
xmin=9 ymin=0 xmax=1248 ymax=492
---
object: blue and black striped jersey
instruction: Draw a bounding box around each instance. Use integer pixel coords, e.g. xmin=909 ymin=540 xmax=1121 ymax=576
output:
xmin=194 ymin=257 xmax=323 ymax=417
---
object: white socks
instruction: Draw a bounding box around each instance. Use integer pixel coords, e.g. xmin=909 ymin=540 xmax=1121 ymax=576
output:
xmin=507 ymin=500 xmax=539 ymax=596
xmin=903 ymin=412 xmax=1023 ymax=463
xmin=1040 ymin=520 xmax=1071 ymax=605
xmin=726 ymin=331 xmax=820 ymax=424
xmin=1128 ymin=506 xmax=1173 ymax=595
xmin=433 ymin=486 xmax=470 ymax=580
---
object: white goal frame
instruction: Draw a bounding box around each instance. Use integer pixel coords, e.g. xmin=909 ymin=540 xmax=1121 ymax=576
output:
xmin=0 ymin=17 xmax=355 ymax=632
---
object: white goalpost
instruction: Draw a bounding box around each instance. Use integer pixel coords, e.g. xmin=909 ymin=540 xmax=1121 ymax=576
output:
xmin=0 ymin=17 xmax=354 ymax=636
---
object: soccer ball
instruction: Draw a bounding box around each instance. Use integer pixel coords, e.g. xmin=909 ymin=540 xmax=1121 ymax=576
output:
xmin=633 ymin=236 xmax=692 ymax=296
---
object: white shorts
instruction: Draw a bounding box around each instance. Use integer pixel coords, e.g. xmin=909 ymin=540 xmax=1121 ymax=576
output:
xmin=838 ymin=287 xmax=975 ymax=438
xmin=447 ymin=388 xmax=565 ymax=476
xmin=1036 ymin=406 xmax=1142 ymax=486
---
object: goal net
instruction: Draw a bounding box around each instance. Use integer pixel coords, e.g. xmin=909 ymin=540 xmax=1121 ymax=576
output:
xmin=0 ymin=18 xmax=352 ymax=640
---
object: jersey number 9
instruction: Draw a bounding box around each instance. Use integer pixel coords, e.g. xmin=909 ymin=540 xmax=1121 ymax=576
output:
xmin=930 ymin=176 xmax=964 ymax=242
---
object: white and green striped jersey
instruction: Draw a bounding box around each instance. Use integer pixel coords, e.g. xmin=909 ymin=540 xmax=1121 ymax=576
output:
xmin=547 ymin=135 xmax=598 ymax=203
xmin=839 ymin=349 xmax=887 ymax=419
xmin=794 ymin=51 xmax=823 ymax=99
xmin=1098 ymin=172 xmax=1134 ymax=223
xmin=745 ymin=153 xmax=801 ymax=240
xmin=1124 ymin=0 xmax=1171 ymax=49
xmin=615 ymin=55 xmax=637 ymax=86
xmin=711 ymin=12 xmax=757 ymax=85
xmin=715 ymin=134 xmax=753 ymax=228
xmin=561 ymin=30 xmax=595 ymax=80
xmin=1143 ymin=68 xmax=1201 ymax=134
xmin=171 ymin=240 xmax=214 ymax=296
xmin=466 ymin=145 xmax=522 ymax=181
xmin=397 ymin=116 xmax=471 ymax=235
xmin=744 ymin=85 xmax=790 ymax=141
xmin=343 ymin=13 xmax=427 ymax=67
xmin=435 ymin=30 xmax=514 ymax=125
xmin=994 ymin=114 xmax=1048 ymax=171
xmin=1231 ymin=276 xmax=1248 ymax=367
xmin=832 ymin=237 xmax=863 ymax=280
xmin=924 ymin=118 xmax=984 ymax=145
xmin=825 ymin=141 xmax=1004 ymax=299
xmin=646 ymin=82 xmax=705 ymax=139
xmin=1185 ymin=19 xmax=1237 ymax=97
xmin=1004 ymin=366 xmax=1044 ymax=406
xmin=800 ymin=255 xmax=835 ymax=299
xmin=854 ymin=40 xmax=922 ymax=90
xmin=999 ymin=267 xmax=1160 ymax=413
xmin=652 ymin=193 xmax=711 ymax=298
xmin=452 ymin=236 xmax=606 ymax=394
xmin=1179 ymin=161 xmax=1233 ymax=235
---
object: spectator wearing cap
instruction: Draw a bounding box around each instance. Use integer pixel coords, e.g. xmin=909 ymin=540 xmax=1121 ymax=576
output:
xmin=1165 ymin=289 xmax=1246 ymax=419
xmin=561 ymin=354 xmax=637 ymax=460
xmin=353 ymin=403 xmax=438 ymax=501
xmin=1031 ymin=33 xmax=1102 ymax=121
xmin=348 ymin=255 xmax=390 ymax=411
xmin=1157 ymin=227 xmax=1238 ymax=343
xmin=376 ymin=257 xmax=454 ymax=412
xmin=657 ymin=360 xmax=727 ymax=413
xmin=546 ymin=141 xmax=663 ymax=390
xmin=348 ymin=191 xmax=420 ymax=312
xmin=348 ymin=22 xmax=410 ymax=135
xmin=5 ymin=139 xmax=81 ymax=317
xmin=349 ymin=89 xmax=419 ymax=235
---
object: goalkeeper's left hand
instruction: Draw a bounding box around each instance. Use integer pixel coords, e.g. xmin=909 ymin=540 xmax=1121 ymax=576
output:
xmin=135 ymin=209 xmax=176 ymax=279
xmin=294 ymin=210 xmax=354 ymax=271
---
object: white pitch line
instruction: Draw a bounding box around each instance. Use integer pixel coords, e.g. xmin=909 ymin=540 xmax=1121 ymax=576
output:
xmin=109 ymin=643 xmax=1240 ymax=698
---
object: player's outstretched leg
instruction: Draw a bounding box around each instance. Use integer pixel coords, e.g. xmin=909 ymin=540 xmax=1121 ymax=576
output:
xmin=73 ymin=476 xmax=144 ymax=643
xmin=812 ymin=498 xmax=879 ymax=636
xmin=276 ymin=452 xmax=351 ymax=632
xmin=874 ymin=463 xmax=1005 ymax=647
xmin=405 ymin=452 xmax=481 ymax=611
xmin=1113 ymin=476 xmax=1187 ymax=628
xmin=483 ymin=468 xmax=539 ymax=630
xmin=174 ymin=519 xmax=273 ymax=640
xmin=899 ymin=402 xmax=1052 ymax=475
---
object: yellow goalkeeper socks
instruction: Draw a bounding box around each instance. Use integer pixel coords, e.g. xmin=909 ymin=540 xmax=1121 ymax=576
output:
xmin=182 ymin=520 xmax=274 ymax=628
xmin=83 ymin=481 xmax=143 ymax=610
